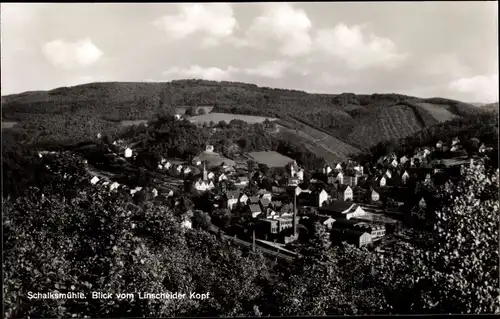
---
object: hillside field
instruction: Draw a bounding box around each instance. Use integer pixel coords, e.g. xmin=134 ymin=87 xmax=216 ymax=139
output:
xmin=415 ymin=102 xmax=459 ymax=122
xmin=248 ymin=151 xmax=294 ymax=168
xmin=189 ymin=113 xmax=278 ymax=125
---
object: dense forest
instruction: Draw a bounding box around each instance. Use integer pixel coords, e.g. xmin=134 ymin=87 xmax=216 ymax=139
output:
xmin=2 ymin=80 xmax=493 ymax=150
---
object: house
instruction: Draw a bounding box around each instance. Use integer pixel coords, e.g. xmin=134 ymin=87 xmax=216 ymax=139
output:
xmin=287 ymin=161 xmax=300 ymax=177
xmin=298 ymin=189 xmax=329 ymax=208
xmin=259 ymin=198 xmax=272 ymax=211
xmin=224 ymin=190 xmax=241 ymax=210
xmin=479 ymin=144 xmax=487 ymax=153
xmin=206 ymin=145 xmax=215 ymax=152
xmin=344 ymin=174 xmax=358 ymax=187
xmin=124 ymin=148 xmax=133 ymax=158
xmin=246 ymin=204 xmax=262 ymax=218
xmin=164 ymin=161 xmax=172 ymax=169
xmin=371 ymin=189 xmax=380 ymax=203
xmin=97 ymin=133 xmax=102 ymax=139
xmin=418 ymin=197 xmax=427 ymax=209
xmin=424 ymin=174 xmax=432 ymax=185
xmin=401 ymin=171 xmax=410 ymax=184
xmin=110 ymin=182 xmax=120 ymax=191
xmin=391 ymin=159 xmax=398 ymax=168
xmin=400 ymin=156 xmax=409 ymax=165
xmin=317 ymin=215 xmax=336 ymax=229
xmin=235 ymin=193 xmax=247 ymax=204
xmin=353 ymin=165 xmax=364 ymax=174
xmin=452 ymin=137 xmax=460 ymax=146
xmin=331 ymin=228 xmax=372 ymax=248
xmin=234 ymin=176 xmax=249 ymax=186
xmin=207 ymin=172 xmax=215 ymax=180
xmin=379 ymin=176 xmax=387 ymax=187
xmin=336 ymin=185 xmax=353 ymax=201
xmin=216 ymin=173 xmax=227 ymax=182
xmin=323 ymin=165 xmax=333 ymax=175
xmin=335 ymin=163 xmax=343 ymax=170
xmin=335 ymin=172 xmax=344 ymax=185
xmin=183 ymin=167 xmax=192 ymax=175
xmin=152 ymin=188 xmax=158 ymax=197
xmin=175 ymin=164 xmax=183 ymax=173
xmin=194 ymin=159 xmax=202 ymax=166
xmin=287 ymin=185 xmax=302 ymax=197
xmin=175 ymin=114 xmax=182 ymax=120
xmin=385 ymin=170 xmax=392 ymax=179
xmin=319 ymin=200 xmax=366 ymax=220
xmin=436 ymin=140 xmax=443 ymax=149
xmin=257 ymin=189 xmax=272 ymax=201
xmin=423 ymin=148 xmax=431 ymax=156
xmin=90 ymin=176 xmax=100 ymax=185
xmin=296 ymin=169 xmax=305 ymax=181
xmin=194 ymin=180 xmax=215 ymax=192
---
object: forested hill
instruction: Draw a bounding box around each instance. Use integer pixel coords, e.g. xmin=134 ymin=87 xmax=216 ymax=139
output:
xmin=2 ymin=80 xmax=491 ymax=149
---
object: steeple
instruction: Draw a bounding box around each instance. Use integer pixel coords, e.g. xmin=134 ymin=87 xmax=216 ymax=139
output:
xmin=202 ymin=161 xmax=208 ymax=181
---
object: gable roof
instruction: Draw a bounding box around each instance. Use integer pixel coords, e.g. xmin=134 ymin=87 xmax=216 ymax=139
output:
xmin=318 ymin=200 xmax=355 ymax=214
xmin=337 ymin=185 xmax=351 ymax=193
xmin=248 ymin=204 xmax=261 ymax=213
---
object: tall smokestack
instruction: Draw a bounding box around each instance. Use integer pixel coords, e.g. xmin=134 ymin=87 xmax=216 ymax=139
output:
xmin=293 ymin=192 xmax=297 ymax=238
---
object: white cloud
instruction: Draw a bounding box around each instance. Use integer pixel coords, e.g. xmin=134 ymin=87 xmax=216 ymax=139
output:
xmin=162 ymin=65 xmax=239 ymax=81
xmin=422 ymin=53 xmax=471 ymax=77
xmin=153 ymin=4 xmax=238 ymax=47
xmin=448 ymin=74 xmax=499 ymax=102
xmin=42 ymin=38 xmax=103 ymax=70
xmin=243 ymin=61 xmax=291 ymax=79
xmin=318 ymin=73 xmax=354 ymax=87
xmin=314 ymin=24 xmax=409 ymax=70
xmin=242 ymin=3 xmax=312 ymax=57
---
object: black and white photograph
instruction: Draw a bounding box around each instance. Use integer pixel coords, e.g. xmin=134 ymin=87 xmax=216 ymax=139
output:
xmin=2 ymin=2 xmax=499 ymax=317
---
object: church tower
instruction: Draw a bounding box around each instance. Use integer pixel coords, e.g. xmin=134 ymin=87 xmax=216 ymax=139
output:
xmin=202 ymin=161 xmax=208 ymax=181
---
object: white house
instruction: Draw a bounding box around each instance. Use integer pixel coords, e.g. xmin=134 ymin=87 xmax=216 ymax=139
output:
xmin=218 ymin=173 xmax=228 ymax=182
xmin=354 ymin=165 xmax=364 ymax=174
xmin=124 ymin=148 xmax=133 ymax=158
xmin=402 ymin=171 xmax=410 ymax=184
xmin=161 ymin=158 xmax=167 ymax=164
xmin=164 ymin=161 xmax=172 ymax=169
xmin=157 ymin=164 xmax=163 ymax=170
xmin=239 ymin=194 xmax=249 ymax=204
xmin=175 ymin=114 xmax=182 ymax=120
xmin=391 ymin=159 xmax=398 ymax=168
xmin=436 ymin=140 xmax=443 ymax=148
xmin=152 ymin=188 xmax=158 ymax=197
xmin=450 ymin=145 xmax=459 ymax=152
xmin=207 ymin=172 xmax=215 ymax=180
xmin=317 ymin=189 xmax=329 ymax=207
xmin=206 ymin=145 xmax=215 ymax=152
xmin=195 ymin=160 xmax=202 ymax=166
xmin=110 ymin=182 xmax=120 ymax=191
xmin=97 ymin=133 xmax=102 ymax=139
xmin=175 ymin=165 xmax=183 ymax=173
xmin=183 ymin=167 xmax=192 ymax=175
xmin=90 ymin=176 xmax=100 ymax=185
xmin=194 ymin=180 xmax=215 ymax=192
xmin=423 ymin=148 xmax=431 ymax=156
xmin=419 ymin=197 xmax=427 ymax=209
xmin=452 ymin=137 xmax=460 ymax=146
xmin=336 ymin=172 xmax=344 ymax=185
xmin=400 ymin=156 xmax=409 ymax=165
xmin=335 ymin=163 xmax=343 ymax=170
xmin=379 ymin=176 xmax=387 ymax=187
xmin=297 ymin=169 xmax=305 ymax=181
xmin=410 ymin=158 xmax=415 ymax=167
xmin=323 ymin=165 xmax=333 ymax=175
xmin=371 ymin=190 xmax=380 ymax=202
xmin=235 ymin=176 xmax=249 ymax=186
xmin=337 ymin=185 xmax=353 ymax=201
xmin=385 ymin=170 xmax=392 ymax=179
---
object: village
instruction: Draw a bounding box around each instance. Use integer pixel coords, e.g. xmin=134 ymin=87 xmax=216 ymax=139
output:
xmin=40 ymin=132 xmax=494 ymax=258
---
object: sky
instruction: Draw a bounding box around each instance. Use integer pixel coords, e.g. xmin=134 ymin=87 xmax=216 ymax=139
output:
xmin=1 ymin=2 xmax=498 ymax=103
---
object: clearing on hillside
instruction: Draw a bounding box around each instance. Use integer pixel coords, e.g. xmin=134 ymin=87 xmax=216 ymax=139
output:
xmin=189 ymin=113 xmax=278 ymax=125
xmin=415 ymin=102 xmax=459 ymax=122
xmin=192 ymin=151 xmax=236 ymax=169
xmin=175 ymin=105 xmax=214 ymax=115
xmin=2 ymin=121 xmax=18 ymax=130
xmin=248 ymin=151 xmax=294 ymax=168
xmin=120 ymin=120 xmax=148 ymax=127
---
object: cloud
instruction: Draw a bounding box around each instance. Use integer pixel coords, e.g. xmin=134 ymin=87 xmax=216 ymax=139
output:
xmin=162 ymin=65 xmax=239 ymax=81
xmin=448 ymin=74 xmax=499 ymax=102
xmin=242 ymin=3 xmax=312 ymax=57
xmin=243 ymin=61 xmax=291 ymax=79
xmin=421 ymin=53 xmax=471 ymax=77
xmin=153 ymin=4 xmax=238 ymax=47
xmin=161 ymin=60 xmax=293 ymax=81
xmin=314 ymin=24 xmax=409 ymax=70
xmin=42 ymin=38 xmax=103 ymax=70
